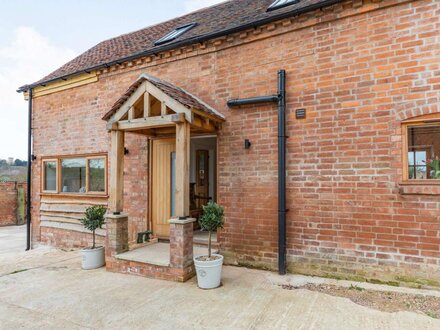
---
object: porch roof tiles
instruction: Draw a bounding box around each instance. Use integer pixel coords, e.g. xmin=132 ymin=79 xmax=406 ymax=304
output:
xmin=102 ymin=74 xmax=225 ymax=121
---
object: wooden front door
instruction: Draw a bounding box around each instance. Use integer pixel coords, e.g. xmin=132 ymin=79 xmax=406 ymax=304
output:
xmin=151 ymin=138 xmax=176 ymax=238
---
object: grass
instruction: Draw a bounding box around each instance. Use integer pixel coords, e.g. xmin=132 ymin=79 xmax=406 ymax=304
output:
xmin=7 ymin=269 xmax=29 ymax=275
xmin=425 ymin=311 xmax=438 ymax=319
xmin=349 ymin=284 xmax=365 ymax=292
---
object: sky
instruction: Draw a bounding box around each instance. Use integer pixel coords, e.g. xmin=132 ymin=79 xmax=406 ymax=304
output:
xmin=0 ymin=0 xmax=224 ymax=160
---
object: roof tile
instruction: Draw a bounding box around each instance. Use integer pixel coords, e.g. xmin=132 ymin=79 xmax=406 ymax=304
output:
xmin=102 ymin=74 xmax=225 ymax=121
xmin=23 ymin=0 xmax=339 ymax=89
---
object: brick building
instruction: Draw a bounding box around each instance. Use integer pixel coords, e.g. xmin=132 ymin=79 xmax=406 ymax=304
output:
xmin=19 ymin=0 xmax=440 ymax=286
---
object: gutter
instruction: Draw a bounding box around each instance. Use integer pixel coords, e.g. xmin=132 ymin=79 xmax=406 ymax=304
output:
xmin=227 ymin=70 xmax=287 ymax=275
xmin=17 ymin=0 xmax=342 ymax=93
xmin=26 ymin=88 xmax=33 ymax=251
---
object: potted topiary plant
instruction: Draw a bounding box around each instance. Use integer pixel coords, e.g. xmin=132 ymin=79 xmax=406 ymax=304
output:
xmin=80 ymin=205 xmax=106 ymax=270
xmin=194 ymin=201 xmax=224 ymax=289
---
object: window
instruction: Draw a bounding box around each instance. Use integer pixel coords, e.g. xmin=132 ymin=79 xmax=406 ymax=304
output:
xmin=404 ymin=121 xmax=440 ymax=181
xmin=42 ymin=160 xmax=57 ymax=192
xmin=61 ymin=158 xmax=86 ymax=193
xmin=154 ymin=23 xmax=197 ymax=46
xmin=41 ymin=155 xmax=107 ymax=194
xmin=88 ymin=158 xmax=106 ymax=192
xmin=267 ymin=0 xmax=300 ymax=12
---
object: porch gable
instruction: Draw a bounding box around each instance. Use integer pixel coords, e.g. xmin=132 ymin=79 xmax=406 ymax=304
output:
xmin=103 ymin=74 xmax=224 ymax=136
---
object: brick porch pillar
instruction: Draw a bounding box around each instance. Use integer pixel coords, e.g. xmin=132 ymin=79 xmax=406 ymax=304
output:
xmin=169 ymin=217 xmax=196 ymax=269
xmin=105 ymin=213 xmax=129 ymax=259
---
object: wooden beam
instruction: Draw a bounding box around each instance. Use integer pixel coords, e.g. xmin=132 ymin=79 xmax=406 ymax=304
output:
xmin=175 ymin=121 xmax=190 ymax=217
xmin=146 ymin=82 xmax=193 ymax=123
xmin=106 ymin=121 xmax=118 ymax=131
xmin=112 ymin=83 xmax=147 ymax=122
xmin=31 ymin=71 xmax=98 ymax=98
xmin=143 ymin=92 xmax=151 ymax=118
xmin=153 ymin=127 xmax=176 ymax=136
xmin=191 ymin=107 xmax=224 ymax=123
xmin=192 ymin=116 xmax=216 ymax=132
xmin=118 ymin=113 xmax=184 ymax=131
xmin=128 ymin=106 xmax=134 ymax=121
xmin=109 ymin=130 xmax=124 ymax=213
xmin=161 ymin=101 xmax=167 ymax=116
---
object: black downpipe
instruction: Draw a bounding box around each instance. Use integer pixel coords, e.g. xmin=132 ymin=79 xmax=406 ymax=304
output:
xmin=277 ymin=70 xmax=287 ymax=275
xmin=26 ymin=88 xmax=32 ymax=251
xmin=227 ymin=95 xmax=279 ymax=107
xmin=227 ymin=70 xmax=287 ymax=275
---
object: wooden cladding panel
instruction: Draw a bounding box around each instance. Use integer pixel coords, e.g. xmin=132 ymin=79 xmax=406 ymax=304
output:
xmin=39 ymin=196 xmax=108 ymax=234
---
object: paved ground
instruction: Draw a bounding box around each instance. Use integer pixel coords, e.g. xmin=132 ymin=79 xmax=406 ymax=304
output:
xmin=0 ymin=225 xmax=26 ymax=255
xmin=0 ymin=226 xmax=439 ymax=329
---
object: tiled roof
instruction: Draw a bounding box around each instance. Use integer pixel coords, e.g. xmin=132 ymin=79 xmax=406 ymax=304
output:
xmin=102 ymin=74 xmax=225 ymax=121
xmin=20 ymin=0 xmax=341 ymax=90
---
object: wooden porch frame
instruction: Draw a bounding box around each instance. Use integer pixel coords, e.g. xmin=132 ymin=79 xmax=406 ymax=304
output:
xmin=106 ymin=79 xmax=222 ymax=216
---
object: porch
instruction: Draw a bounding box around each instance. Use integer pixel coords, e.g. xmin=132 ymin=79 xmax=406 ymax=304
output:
xmin=102 ymin=74 xmax=224 ymax=281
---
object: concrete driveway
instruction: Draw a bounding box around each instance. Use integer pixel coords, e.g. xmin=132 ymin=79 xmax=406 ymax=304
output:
xmin=0 ymin=227 xmax=439 ymax=329
xmin=0 ymin=225 xmax=26 ymax=255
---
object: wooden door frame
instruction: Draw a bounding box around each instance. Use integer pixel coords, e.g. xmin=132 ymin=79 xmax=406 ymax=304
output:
xmin=147 ymin=134 xmax=218 ymax=235
xmin=148 ymin=137 xmax=175 ymax=237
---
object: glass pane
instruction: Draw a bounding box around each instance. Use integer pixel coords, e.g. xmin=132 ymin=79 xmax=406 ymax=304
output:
xmin=61 ymin=158 xmax=86 ymax=193
xmin=415 ymin=166 xmax=427 ymax=179
xmin=170 ymin=152 xmax=176 ymax=217
xmin=408 ymin=166 xmax=416 ymax=179
xmin=44 ymin=161 xmax=57 ymax=191
xmin=415 ymin=151 xmax=426 ymax=165
xmin=408 ymin=124 xmax=440 ymax=180
xmin=88 ymin=158 xmax=105 ymax=192
xmin=408 ymin=152 xmax=414 ymax=166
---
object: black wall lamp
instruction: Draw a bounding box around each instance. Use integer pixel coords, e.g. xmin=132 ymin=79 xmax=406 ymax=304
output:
xmin=244 ymin=139 xmax=252 ymax=149
xmin=124 ymin=147 xmax=129 ymax=155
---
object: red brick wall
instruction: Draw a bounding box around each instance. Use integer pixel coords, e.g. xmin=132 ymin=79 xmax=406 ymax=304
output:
xmin=0 ymin=182 xmax=18 ymax=226
xmin=40 ymin=227 xmax=105 ymax=249
xmin=0 ymin=182 xmax=26 ymax=226
xmin=31 ymin=0 xmax=440 ymax=286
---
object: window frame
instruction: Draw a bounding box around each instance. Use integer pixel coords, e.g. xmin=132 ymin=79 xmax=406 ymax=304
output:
xmin=402 ymin=115 xmax=440 ymax=184
xmin=86 ymin=155 xmax=108 ymax=195
xmin=154 ymin=22 xmax=198 ymax=46
xmin=267 ymin=0 xmax=300 ymax=12
xmin=41 ymin=159 xmax=59 ymax=193
xmin=41 ymin=154 xmax=108 ymax=196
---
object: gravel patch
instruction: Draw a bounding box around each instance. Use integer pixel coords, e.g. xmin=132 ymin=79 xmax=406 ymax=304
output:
xmin=282 ymin=283 xmax=440 ymax=319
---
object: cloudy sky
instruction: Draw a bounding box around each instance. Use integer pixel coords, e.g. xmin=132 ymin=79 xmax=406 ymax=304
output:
xmin=0 ymin=0 xmax=224 ymax=160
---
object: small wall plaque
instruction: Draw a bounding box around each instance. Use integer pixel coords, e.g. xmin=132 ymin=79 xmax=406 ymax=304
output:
xmin=296 ymin=108 xmax=306 ymax=119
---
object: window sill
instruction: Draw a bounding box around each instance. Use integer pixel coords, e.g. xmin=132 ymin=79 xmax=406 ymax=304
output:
xmin=399 ymin=182 xmax=440 ymax=195
xmin=40 ymin=192 xmax=109 ymax=199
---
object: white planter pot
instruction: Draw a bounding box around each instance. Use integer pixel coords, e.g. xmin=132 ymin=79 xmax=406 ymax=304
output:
xmin=81 ymin=246 xmax=105 ymax=270
xmin=194 ymin=254 xmax=223 ymax=289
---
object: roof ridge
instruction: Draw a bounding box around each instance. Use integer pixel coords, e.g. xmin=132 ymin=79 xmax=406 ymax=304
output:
xmin=181 ymin=0 xmax=230 ymax=16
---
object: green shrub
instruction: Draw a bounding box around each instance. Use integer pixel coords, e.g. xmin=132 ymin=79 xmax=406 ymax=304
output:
xmin=199 ymin=202 xmax=224 ymax=257
xmin=80 ymin=205 xmax=106 ymax=249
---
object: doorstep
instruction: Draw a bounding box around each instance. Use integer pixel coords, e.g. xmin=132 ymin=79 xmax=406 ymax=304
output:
xmin=115 ymin=242 xmax=218 ymax=267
